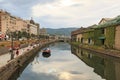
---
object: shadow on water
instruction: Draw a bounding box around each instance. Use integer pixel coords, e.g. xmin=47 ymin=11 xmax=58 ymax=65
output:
xmin=42 ymin=52 xmax=51 ymax=58
xmin=71 ymin=45 xmax=120 ymax=80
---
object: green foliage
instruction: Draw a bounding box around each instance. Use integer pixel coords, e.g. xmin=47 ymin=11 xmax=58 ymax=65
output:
xmin=31 ymin=33 xmax=36 ymax=37
xmin=12 ymin=31 xmax=17 ymax=38
xmin=83 ymin=31 xmax=94 ymax=39
xmin=18 ymin=31 xmax=22 ymax=39
xmin=72 ymin=16 xmax=120 ymax=49
xmin=82 ymin=29 xmax=94 ymax=44
xmin=71 ymin=42 xmax=81 ymax=46
xmin=105 ymin=27 xmax=115 ymax=48
xmin=22 ymin=31 xmax=28 ymax=38
xmin=94 ymin=26 xmax=115 ymax=48
xmin=10 ymin=31 xmax=31 ymax=40
xmin=94 ymin=29 xmax=105 ymax=46
xmin=93 ymin=16 xmax=120 ymax=47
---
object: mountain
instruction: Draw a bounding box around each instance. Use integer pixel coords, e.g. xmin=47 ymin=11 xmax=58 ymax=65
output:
xmin=46 ymin=28 xmax=78 ymax=36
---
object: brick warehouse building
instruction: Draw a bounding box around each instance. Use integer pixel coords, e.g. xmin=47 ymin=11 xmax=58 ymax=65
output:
xmin=71 ymin=15 xmax=120 ymax=50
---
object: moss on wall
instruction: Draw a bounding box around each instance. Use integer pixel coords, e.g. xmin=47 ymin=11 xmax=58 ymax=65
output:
xmin=83 ymin=30 xmax=94 ymax=44
xmin=83 ymin=31 xmax=94 ymax=39
xmin=94 ymin=28 xmax=105 ymax=46
xmin=94 ymin=26 xmax=115 ymax=48
xmin=105 ymin=26 xmax=115 ymax=48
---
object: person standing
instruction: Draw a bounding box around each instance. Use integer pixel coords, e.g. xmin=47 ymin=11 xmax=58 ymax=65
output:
xmin=10 ymin=48 xmax=14 ymax=60
xmin=16 ymin=49 xmax=19 ymax=56
xmin=8 ymin=48 xmax=14 ymax=62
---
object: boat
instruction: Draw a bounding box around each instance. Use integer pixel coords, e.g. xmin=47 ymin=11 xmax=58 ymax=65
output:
xmin=42 ymin=48 xmax=51 ymax=58
xmin=42 ymin=48 xmax=51 ymax=54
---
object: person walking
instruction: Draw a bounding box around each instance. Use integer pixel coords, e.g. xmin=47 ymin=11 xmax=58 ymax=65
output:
xmin=16 ymin=49 xmax=19 ymax=56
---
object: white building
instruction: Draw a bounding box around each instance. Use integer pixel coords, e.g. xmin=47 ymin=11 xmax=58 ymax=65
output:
xmin=26 ymin=19 xmax=39 ymax=36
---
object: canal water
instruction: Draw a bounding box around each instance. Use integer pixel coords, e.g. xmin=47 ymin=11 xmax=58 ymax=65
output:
xmin=17 ymin=42 xmax=120 ymax=80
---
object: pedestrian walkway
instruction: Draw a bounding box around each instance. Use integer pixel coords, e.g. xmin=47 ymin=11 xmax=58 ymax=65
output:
xmin=0 ymin=44 xmax=37 ymax=68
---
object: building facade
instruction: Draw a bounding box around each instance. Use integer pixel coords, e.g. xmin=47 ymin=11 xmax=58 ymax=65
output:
xmin=0 ymin=10 xmax=40 ymax=40
xmin=115 ymin=25 xmax=120 ymax=50
xmin=39 ymin=28 xmax=47 ymax=35
xmin=71 ymin=15 xmax=120 ymax=50
xmin=26 ymin=19 xmax=39 ymax=36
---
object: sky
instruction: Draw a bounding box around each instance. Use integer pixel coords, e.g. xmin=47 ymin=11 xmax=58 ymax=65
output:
xmin=0 ymin=0 xmax=120 ymax=28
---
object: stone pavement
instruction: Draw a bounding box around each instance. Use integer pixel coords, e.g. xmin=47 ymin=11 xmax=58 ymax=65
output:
xmin=0 ymin=45 xmax=36 ymax=68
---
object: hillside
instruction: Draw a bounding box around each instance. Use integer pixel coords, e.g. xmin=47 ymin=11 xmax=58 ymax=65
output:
xmin=46 ymin=28 xmax=78 ymax=36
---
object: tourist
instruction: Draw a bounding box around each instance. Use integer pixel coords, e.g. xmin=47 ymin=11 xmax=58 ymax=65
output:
xmin=16 ymin=49 xmax=19 ymax=56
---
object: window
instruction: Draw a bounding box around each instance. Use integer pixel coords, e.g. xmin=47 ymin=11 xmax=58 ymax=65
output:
xmin=101 ymin=28 xmax=105 ymax=34
xmin=81 ymin=38 xmax=83 ymax=43
xmin=88 ymin=38 xmax=91 ymax=44
xmin=101 ymin=39 xmax=105 ymax=45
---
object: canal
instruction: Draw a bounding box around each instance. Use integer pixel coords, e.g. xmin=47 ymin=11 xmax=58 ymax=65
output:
xmin=16 ymin=42 xmax=120 ymax=80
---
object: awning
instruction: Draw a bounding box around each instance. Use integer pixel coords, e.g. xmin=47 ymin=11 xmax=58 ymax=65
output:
xmin=98 ymin=36 xmax=105 ymax=39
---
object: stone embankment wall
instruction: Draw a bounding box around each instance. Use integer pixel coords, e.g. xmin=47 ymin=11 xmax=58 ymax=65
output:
xmin=0 ymin=41 xmax=56 ymax=80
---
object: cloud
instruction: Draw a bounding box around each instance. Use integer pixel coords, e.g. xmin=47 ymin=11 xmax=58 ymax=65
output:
xmin=0 ymin=0 xmax=120 ymax=28
xmin=31 ymin=0 xmax=85 ymax=27
xmin=0 ymin=0 xmax=3 ymax=2
xmin=0 ymin=0 xmax=32 ymax=19
xmin=19 ymin=72 xmax=59 ymax=80
xmin=0 ymin=0 xmax=55 ymax=19
xmin=31 ymin=0 xmax=84 ymax=18
xmin=31 ymin=0 xmax=120 ymax=28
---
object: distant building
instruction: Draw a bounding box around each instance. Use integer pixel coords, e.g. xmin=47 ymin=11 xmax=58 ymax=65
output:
xmin=39 ymin=28 xmax=47 ymax=35
xmin=0 ymin=10 xmax=40 ymax=40
xmin=71 ymin=27 xmax=86 ymax=42
xmin=26 ymin=18 xmax=39 ymax=36
xmin=0 ymin=10 xmax=28 ymax=33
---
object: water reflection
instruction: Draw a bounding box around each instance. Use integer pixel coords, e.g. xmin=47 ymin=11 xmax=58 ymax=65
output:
xmin=32 ymin=53 xmax=40 ymax=64
xmin=17 ymin=43 xmax=106 ymax=80
xmin=9 ymin=55 xmax=35 ymax=80
xmin=71 ymin=46 xmax=120 ymax=80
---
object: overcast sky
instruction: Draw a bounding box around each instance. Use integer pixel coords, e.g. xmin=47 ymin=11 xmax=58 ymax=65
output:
xmin=0 ymin=0 xmax=120 ymax=28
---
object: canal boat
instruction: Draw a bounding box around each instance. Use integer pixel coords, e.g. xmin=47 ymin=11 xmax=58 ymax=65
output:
xmin=42 ymin=48 xmax=51 ymax=58
xmin=42 ymin=48 xmax=51 ymax=54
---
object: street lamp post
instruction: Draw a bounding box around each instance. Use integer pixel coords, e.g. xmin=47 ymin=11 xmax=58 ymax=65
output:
xmin=6 ymin=27 xmax=15 ymax=60
xmin=11 ymin=32 xmax=14 ymax=59
xmin=16 ymin=31 xmax=18 ymax=40
xmin=27 ymin=24 xmax=30 ymax=45
xmin=10 ymin=31 xmax=14 ymax=60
